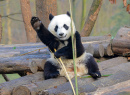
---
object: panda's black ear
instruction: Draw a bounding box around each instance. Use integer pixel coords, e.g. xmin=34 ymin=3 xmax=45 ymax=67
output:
xmin=67 ymin=11 xmax=71 ymax=17
xmin=49 ymin=14 xmax=54 ymax=21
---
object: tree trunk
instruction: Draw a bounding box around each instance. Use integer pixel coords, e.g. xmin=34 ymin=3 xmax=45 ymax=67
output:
xmin=0 ymin=15 xmax=2 ymax=43
xmin=6 ymin=0 xmax=12 ymax=44
xmin=36 ymin=0 xmax=57 ymax=28
xmin=81 ymin=0 xmax=103 ymax=37
xmin=20 ymin=0 xmax=37 ymax=42
xmin=0 ymin=72 xmax=44 ymax=95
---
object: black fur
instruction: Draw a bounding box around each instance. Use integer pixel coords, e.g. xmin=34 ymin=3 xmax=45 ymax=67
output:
xmin=54 ymin=25 xmax=58 ymax=32
xmin=54 ymin=31 xmax=85 ymax=59
xmin=31 ymin=17 xmax=59 ymax=52
xmin=44 ymin=61 xmax=59 ymax=80
xmin=49 ymin=14 xmax=54 ymax=21
xmin=67 ymin=11 xmax=70 ymax=17
xmin=63 ymin=24 xmax=69 ymax=30
xmin=86 ymin=55 xmax=101 ymax=79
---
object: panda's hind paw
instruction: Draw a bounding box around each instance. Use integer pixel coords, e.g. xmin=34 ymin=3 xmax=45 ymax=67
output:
xmin=89 ymin=71 xmax=101 ymax=79
xmin=44 ymin=71 xmax=60 ymax=80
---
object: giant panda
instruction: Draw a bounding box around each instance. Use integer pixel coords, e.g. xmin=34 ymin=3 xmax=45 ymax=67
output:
xmin=31 ymin=12 xmax=101 ymax=80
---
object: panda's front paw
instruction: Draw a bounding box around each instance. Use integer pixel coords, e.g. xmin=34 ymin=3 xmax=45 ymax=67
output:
xmin=54 ymin=52 xmax=61 ymax=58
xmin=31 ymin=17 xmax=42 ymax=30
xmin=89 ymin=71 xmax=101 ymax=79
xmin=44 ymin=71 xmax=60 ymax=80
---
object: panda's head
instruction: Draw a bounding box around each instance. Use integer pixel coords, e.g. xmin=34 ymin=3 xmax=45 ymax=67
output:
xmin=48 ymin=12 xmax=76 ymax=41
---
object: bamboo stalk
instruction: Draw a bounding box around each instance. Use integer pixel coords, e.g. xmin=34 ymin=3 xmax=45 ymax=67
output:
xmin=69 ymin=0 xmax=78 ymax=95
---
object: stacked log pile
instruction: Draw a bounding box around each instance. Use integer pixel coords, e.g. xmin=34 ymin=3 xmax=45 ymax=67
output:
xmin=0 ymin=27 xmax=130 ymax=95
xmin=112 ymin=27 xmax=130 ymax=56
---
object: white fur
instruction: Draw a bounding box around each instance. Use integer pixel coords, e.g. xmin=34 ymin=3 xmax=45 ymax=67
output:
xmin=47 ymin=52 xmax=92 ymax=79
xmin=48 ymin=14 xmax=76 ymax=41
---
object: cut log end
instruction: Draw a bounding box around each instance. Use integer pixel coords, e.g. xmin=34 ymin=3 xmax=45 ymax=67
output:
xmin=83 ymin=43 xmax=94 ymax=55
xmin=103 ymin=43 xmax=114 ymax=56
xmin=29 ymin=60 xmax=38 ymax=73
xmin=93 ymin=44 xmax=104 ymax=57
xmin=12 ymin=86 xmax=31 ymax=95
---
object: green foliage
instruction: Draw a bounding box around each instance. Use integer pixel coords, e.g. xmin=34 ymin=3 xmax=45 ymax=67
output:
xmin=80 ymin=74 xmax=113 ymax=78
xmin=97 ymin=60 xmax=101 ymax=63
xmin=0 ymin=74 xmax=20 ymax=83
xmin=92 ymin=0 xmax=130 ymax=37
xmin=110 ymin=4 xmax=130 ymax=37
xmin=13 ymin=47 xmax=16 ymax=49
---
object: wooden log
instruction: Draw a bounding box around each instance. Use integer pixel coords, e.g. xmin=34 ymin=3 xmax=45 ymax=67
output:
xmin=91 ymin=80 xmax=130 ymax=95
xmin=82 ymin=43 xmax=94 ymax=55
xmin=12 ymin=77 xmax=67 ymax=95
xmin=114 ymin=27 xmax=130 ymax=40
xmin=0 ymin=42 xmax=44 ymax=48
xmin=81 ymin=34 xmax=111 ymax=42
xmin=31 ymin=59 xmax=47 ymax=71
xmin=41 ymin=59 xmax=129 ymax=95
xmin=43 ymin=68 xmax=130 ymax=95
xmin=0 ymin=59 xmax=38 ymax=74
xmin=77 ymin=70 xmax=130 ymax=94
xmin=0 ymin=48 xmax=49 ymax=58
xmin=92 ymin=44 xmax=104 ymax=57
xmin=112 ymin=47 xmax=130 ymax=55
xmin=102 ymin=43 xmax=113 ymax=56
xmin=60 ymin=70 xmax=130 ymax=95
xmin=0 ymin=53 xmax=49 ymax=62
xmin=111 ymin=27 xmax=130 ymax=55
xmin=112 ymin=39 xmax=130 ymax=49
xmin=0 ymin=58 xmax=48 ymax=74
xmin=0 ymin=72 xmax=44 ymax=95
xmin=98 ymin=57 xmax=128 ymax=71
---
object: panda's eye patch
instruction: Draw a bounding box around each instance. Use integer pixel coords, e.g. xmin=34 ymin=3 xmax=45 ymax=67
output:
xmin=63 ymin=24 xmax=69 ymax=30
xmin=54 ymin=25 xmax=58 ymax=32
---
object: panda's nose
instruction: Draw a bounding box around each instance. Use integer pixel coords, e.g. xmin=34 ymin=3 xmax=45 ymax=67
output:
xmin=59 ymin=33 xmax=64 ymax=36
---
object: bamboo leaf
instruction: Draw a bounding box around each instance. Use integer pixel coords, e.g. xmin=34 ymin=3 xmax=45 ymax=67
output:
xmin=13 ymin=47 xmax=16 ymax=49
xmin=80 ymin=74 xmax=113 ymax=78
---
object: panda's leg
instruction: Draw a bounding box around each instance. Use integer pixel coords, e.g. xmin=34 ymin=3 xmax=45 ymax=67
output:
xmin=44 ymin=61 xmax=59 ymax=80
xmin=86 ymin=55 xmax=101 ymax=79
